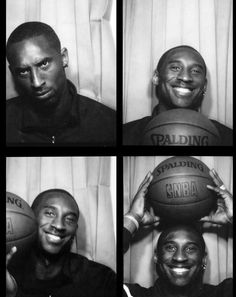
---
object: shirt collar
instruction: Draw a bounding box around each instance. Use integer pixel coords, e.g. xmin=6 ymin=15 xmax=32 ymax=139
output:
xmin=21 ymin=80 xmax=79 ymax=134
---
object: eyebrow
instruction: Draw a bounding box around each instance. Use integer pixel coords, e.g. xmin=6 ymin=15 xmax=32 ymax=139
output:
xmin=14 ymin=57 xmax=52 ymax=70
xmin=168 ymin=60 xmax=205 ymax=70
xmin=163 ymin=240 xmax=201 ymax=248
xmin=42 ymin=205 xmax=78 ymax=218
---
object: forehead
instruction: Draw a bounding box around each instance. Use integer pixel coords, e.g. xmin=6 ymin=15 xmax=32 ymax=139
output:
xmin=8 ymin=35 xmax=57 ymax=65
xmin=161 ymin=228 xmax=202 ymax=245
xmin=38 ymin=193 xmax=78 ymax=212
xmin=162 ymin=48 xmax=205 ymax=68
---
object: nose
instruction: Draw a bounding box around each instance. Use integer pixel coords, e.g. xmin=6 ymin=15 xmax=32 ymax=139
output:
xmin=172 ymin=249 xmax=188 ymax=262
xmin=31 ymin=69 xmax=45 ymax=89
xmin=177 ymin=68 xmax=193 ymax=82
xmin=51 ymin=216 xmax=66 ymax=231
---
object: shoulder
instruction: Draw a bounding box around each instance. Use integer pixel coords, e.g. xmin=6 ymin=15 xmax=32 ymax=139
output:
xmin=77 ymin=94 xmax=116 ymax=118
xmin=210 ymin=119 xmax=233 ymax=146
xmin=123 ymin=117 xmax=151 ymax=145
xmin=6 ymin=96 xmax=22 ymax=110
xmin=124 ymin=282 xmax=159 ymax=297
xmin=67 ymin=253 xmax=115 ymax=278
xmin=67 ymin=253 xmax=116 ymax=297
xmin=203 ymin=278 xmax=233 ymax=297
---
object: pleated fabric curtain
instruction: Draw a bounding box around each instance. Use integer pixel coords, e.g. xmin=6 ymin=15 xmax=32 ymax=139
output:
xmin=123 ymin=156 xmax=233 ymax=287
xmin=6 ymin=157 xmax=116 ymax=271
xmin=123 ymin=0 xmax=232 ymax=128
xmin=6 ymin=0 xmax=116 ymax=110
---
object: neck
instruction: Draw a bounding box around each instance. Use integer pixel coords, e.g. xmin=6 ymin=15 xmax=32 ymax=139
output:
xmin=33 ymin=248 xmax=67 ymax=280
xmin=157 ymin=275 xmax=203 ymax=297
xmin=156 ymin=103 xmax=199 ymax=115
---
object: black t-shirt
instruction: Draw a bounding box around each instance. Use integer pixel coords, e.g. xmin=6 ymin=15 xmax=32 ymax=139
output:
xmin=8 ymin=252 xmax=116 ymax=297
xmin=124 ymin=278 xmax=232 ymax=297
xmin=6 ymin=80 xmax=116 ymax=146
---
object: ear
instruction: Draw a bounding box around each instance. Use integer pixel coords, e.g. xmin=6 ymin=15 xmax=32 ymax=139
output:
xmin=201 ymin=252 xmax=207 ymax=268
xmin=203 ymin=78 xmax=208 ymax=93
xmin=154 ymin=249 xmax=159 ymax=264
xmin=152 ymin=70 xmax=159 ymax=85
xmin=61 ymin=47 xmax=69 ymax=68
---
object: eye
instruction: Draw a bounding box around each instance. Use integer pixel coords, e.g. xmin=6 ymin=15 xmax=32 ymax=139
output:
xmin=185 ymin=245 xmax=198 ymax=253
xmin=164 ymin=244 xmax=176 ymax=252
xmin=45 ymin=210 xmax=55 ymax=217
xmin=40 ymin=60 xmax=49 ymax=69
xmin=170 ymin=66 xmax=181 ymax=72
xmin=65 ymin=216 xmax=77 ymax=225
xmin=17 ymin=69 xmax=29 ymax=77
xmin=191 ymin=68 xmax=202 ymax=74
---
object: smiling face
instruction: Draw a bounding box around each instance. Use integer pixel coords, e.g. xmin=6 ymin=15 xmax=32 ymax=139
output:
xmin=156 ymin=226 xmax=206 ymax=288
xmin=8 ymin=35 xmax=68 ymax=109
xmin=156 ymin=47 xmax=207 ymax=110
xmin=33 ymin=192 xmax=79 ymax=255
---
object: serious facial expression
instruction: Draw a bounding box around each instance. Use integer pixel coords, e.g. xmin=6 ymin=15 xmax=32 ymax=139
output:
xmin=157 ymin=48 xmax=207 ymax=109
xmin=8 ymin=35 xmax=68 ymax=108
xmin=156 ymin=228 xmax=205 ymax=287
xmin=35 ymin=193 xmax=79 ymax=255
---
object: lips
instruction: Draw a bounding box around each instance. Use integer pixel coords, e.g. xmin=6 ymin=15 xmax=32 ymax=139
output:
xmin=34 ymin=89 xmax=52 ymax=99
xmin=172 ymin=87 xmax=193 ymax=96
xmin=45 ymin=232 xmax=64 ymax=244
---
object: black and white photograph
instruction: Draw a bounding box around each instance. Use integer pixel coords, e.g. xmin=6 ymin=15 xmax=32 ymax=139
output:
xmin=6 ymin=0 xmax=116 ymax=145
xmin=123 ymin=156 xmax=233 ymax=296
xmin=123 ymin=0 xmax=233 ymax=146
xmin=6 ymin=157 xmax=116 ymax=297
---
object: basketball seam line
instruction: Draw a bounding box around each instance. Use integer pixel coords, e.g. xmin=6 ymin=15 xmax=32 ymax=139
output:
xmin=145 ymin=123 xmax=219 ymax=138
xmin=150 ymin=175 xmax=212 ymax=187
xmin=150 ymin=199 xmax=212 ymax=205
xmin=7 ymin=230 xmax=37 ymax=242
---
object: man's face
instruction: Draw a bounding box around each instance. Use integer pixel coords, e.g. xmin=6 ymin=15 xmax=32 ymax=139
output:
xmin=34 ymin=193 xmax=79 ymax=255
xmin=8 ymin=35 xmax=68 ymax=109
xmin=156 ymin=227 xmax=206 ymax=287
xmin=157 ymin=48 xmax=207 ymax=109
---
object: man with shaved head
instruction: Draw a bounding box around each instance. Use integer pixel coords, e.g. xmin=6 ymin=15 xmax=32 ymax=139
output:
xmin=123 ymin=46 xmax=232 ymax=145
xmin=123 ymin=170 xmax=233 ymax=297
xmin=6 ymin=22 xmax=116 ymax=145
xmin=6 ymin=189 xmax=116 ymax=297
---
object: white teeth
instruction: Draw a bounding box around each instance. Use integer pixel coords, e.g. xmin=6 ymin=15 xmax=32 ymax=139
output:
xmin=174 ymin=87 xmax=192 ymax=94
xmin=47 ymin=234 xmax=61 ymax=243
xmin=172 ymin=268 xmax=189 ymax=274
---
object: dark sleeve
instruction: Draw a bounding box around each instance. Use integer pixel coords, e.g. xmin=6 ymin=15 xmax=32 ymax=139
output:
xmin=216 ymin=278 xmax=233 ymax=297
xmin=123 ymin=117 xmax=151 ymax=145
xmin=210 ymin=120 xmax=233 ymax=146
xmin=123 ymin=227 xmax=132 ymax=254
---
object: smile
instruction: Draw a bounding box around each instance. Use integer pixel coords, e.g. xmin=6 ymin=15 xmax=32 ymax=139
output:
xmin=171 ymin=268 xmax=190 ymax=275
xmin=173 ymin=87 xmax=193 ymax=96
xmin=45 ymin=233 xmax=63 ymax=244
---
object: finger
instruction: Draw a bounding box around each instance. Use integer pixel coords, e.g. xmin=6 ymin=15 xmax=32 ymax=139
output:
xmin=209 ymin=169 xmax=225 ymax=188
xmin=6 ymin=246 xmax=17 ymax=265
xmin=138 ymin=172 xmax=152 ymax=190
xmin=207 ymin=185 xmax=228 ymax=198
xmin=140 ymin=172 xmax=153 ymax=192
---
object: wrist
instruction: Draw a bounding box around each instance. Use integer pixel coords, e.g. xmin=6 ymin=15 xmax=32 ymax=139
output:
xmin=124 ymin=213 xmax=140 ymax=234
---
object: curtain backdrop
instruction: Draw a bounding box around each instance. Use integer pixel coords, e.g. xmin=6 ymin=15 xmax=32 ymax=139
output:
xmin=6 ymin=156 xmax=116 ymax=271
xmin=123 ymin=156 xmax=233 ymax=286
xmin=6 ymin=0 xmax=116 ymax=110
xmin=123 ymin=0 xmax=232 ymax=128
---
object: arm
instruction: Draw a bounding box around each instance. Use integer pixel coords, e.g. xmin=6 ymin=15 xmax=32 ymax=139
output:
xmin=201 ymin=169 xmax=233 ymax=225
xmin=123 ymin=172 xmax=160 ymax=253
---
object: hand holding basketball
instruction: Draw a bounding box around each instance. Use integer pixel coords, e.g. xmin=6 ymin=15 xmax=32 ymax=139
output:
xmin=6 ymin=246 xmax=17 ymax=297
xmin=129 ymin=172 xmax=160 ymax=227
xmin=200 ymin=169 xmax=233 ymax=224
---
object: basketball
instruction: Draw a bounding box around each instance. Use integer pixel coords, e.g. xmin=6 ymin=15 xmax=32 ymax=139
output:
xmin=147 ymin=156 xmax=216 ymax=221
xmin=6 ymin=192 xmax=37 ymax=254
xmin=142 ymin=109 xmax=221 ymax=146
